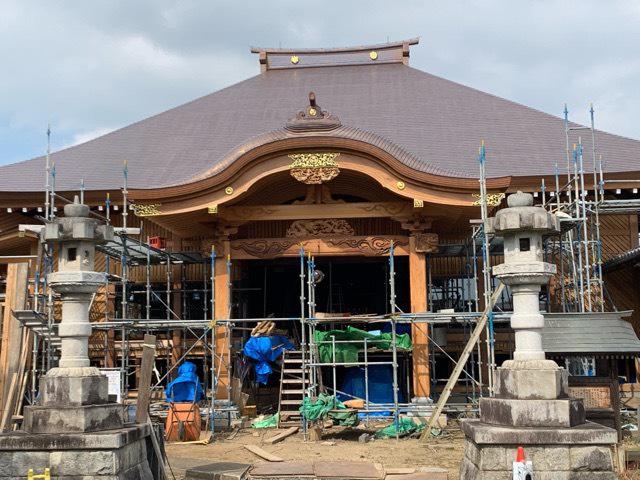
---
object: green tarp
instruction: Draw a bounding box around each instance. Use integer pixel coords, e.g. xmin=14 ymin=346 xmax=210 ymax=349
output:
xmin=314 ymin=326 xmax=412 ymax=364
xmin=375 ymin=417 xmax=424 ymax=438
xmin=251 ymin=412 xmax=279 ymax=428
xmin=299 ymin=393 xmax=359 ymax=427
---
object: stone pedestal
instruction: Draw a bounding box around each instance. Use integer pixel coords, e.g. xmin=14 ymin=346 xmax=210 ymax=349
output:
xmin=460 ymin=365 xmax=617 ymax=479
xmin=0 ymin=424 xmax=154 ymax=479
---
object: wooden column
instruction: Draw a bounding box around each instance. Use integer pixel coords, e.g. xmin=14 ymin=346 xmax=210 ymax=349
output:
xmin=409 ymin=235 xmax=430 ymax=399
xmin=0 ymin=263 xmax=29 ymax=420
xmin=213 ymin=237 xmax=231 ymax=399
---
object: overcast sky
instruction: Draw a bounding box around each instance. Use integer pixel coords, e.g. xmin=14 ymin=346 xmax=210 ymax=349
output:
xmin=1 ymin=0 xmax=639 ymax=166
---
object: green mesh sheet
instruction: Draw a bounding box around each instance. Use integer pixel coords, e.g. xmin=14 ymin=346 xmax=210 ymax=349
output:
xmin=314 ymin=326 xmax=412 ymax=364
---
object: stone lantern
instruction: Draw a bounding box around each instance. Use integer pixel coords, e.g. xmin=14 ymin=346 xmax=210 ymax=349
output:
xmin=0 ymin=196 xmax=154 ymax=479
xmin=459 ymin=191 xmax=617 ymax=479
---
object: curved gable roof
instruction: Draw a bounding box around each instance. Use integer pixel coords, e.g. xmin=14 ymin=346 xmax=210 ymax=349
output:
xmin=2 ymin=47 xmax=640 ymax=193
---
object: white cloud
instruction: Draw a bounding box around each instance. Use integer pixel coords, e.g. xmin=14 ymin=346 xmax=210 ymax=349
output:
xmin=69 ymin=127 xmax=117 ymax=147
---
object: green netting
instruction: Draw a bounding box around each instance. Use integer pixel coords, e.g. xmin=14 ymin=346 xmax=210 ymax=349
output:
xmin=314 ymin=326 xmax=412 ymax=364
xmin=299 ymin=394 xmax=359 ymax=426
xmin=251 ymin=412 xmax=279 ymax=428
xmin=375 ymin=417 xmax=424 ymax=438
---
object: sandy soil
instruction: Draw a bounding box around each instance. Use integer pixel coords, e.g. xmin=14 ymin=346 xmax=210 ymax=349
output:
xmin=165 ymin=426 xmax=465 ymax=480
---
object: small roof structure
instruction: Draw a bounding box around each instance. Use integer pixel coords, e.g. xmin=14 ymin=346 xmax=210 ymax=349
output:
xmin=1 ymin=39 xmax=640 ymax=194
xmin=543 ymin=311 xmax=640 ymax=355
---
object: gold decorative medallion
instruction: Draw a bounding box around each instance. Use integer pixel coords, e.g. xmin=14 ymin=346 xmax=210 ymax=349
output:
xmin=396 ymin=181 xmax=406 ymax=190
xmin=369 ymin=51 xmax=378 ymax=60
xmin=413 ymin=199 xmax=424 ymax=208
xmin=472 ymin=193 xmax=505 ymax=207
xmin=290 ymin=55 xmax=299 ymax=64
xmin=225 ymin=186 xmax=234 ymax=195
xmin=207 ymin=204 xmax=218 ymax=214
xmin=289 ymin=153 xmax=340 ymax=184
xmin=131 ymin=203 xmax=161 ymax=217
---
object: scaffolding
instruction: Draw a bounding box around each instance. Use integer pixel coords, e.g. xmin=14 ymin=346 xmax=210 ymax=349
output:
xmin=8 ymin=105 xmax=640 ymax=440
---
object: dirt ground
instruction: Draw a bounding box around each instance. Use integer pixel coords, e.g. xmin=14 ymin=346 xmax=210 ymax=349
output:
xmin=165 ymin=426 xmax=465 ymax=480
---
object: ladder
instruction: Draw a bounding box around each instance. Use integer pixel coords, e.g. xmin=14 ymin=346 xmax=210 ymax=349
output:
xmin=277 ymin=350 xmax=307 ymax=427
xmin=420 ymin=282 xmax=505 ymax=441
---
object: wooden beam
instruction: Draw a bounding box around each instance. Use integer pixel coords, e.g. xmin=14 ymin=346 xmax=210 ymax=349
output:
xmin=135 ymin=334 xmax=157 ymax=424
xmin=409 ymin=236 xmax=430 ymax=399
xmin=218 ymin=202 xmax=414 ymax=222
xmin=0 ymin=263 xmax=28 ymax=420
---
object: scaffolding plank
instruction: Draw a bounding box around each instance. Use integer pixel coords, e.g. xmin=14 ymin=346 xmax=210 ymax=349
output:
xmin=135 ymin=334 xmax=156 ymax=424
xmin=264 ymin=426 xmax=299 ymax=445
xmin=243 ymin=445 xmax=283 ymax=462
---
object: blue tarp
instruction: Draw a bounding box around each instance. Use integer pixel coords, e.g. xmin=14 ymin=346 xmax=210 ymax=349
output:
xmin=338 ymin=365 xmax=405 ymax=416
xmin=164 ymin=361 xmax=205 ymax=402
xmin=243 ymin=335 xmax=295 ymax=384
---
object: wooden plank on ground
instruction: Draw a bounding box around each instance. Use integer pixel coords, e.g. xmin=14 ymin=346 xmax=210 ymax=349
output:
xmin=264 ymin=426 xmax=298 ymax=444
xmin=243 ymin=444 xmax=284 ymax=462
xmin=0 ymin=263 xmax=28 ymax=421
xmin=135 ymin=334 xmax=157 ymax=424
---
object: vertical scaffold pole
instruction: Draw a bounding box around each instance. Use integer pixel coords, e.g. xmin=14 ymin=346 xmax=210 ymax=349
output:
xmin=478 ymin=141 xmax=495 ymax=395
xmin=388 ymin=242 xmax=400 ymax=440
xmin=298 ymin=247 xmax=308 ymax=439
xmin=590 ymin=105 xmax=605 ymax=311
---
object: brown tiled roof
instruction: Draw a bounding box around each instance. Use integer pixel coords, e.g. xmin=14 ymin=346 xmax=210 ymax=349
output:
xmin=1 ymin=53 xmax=640 ymax=192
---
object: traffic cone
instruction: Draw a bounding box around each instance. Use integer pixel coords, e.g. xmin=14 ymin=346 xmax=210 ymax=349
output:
xmin=516 ymin=446 xmax=525 ymax=463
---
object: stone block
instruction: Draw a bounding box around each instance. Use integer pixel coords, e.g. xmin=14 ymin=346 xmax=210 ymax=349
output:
xmin=479 ymin=397 xmax=585 ymax=427
xmin=49 ymin=450 xmax=116 ymax=476
xmin=477 ymin=446 xmax=507 ymax=470
xmin=458 ymin=457 xmax=478 ymax=480
xmin=569 ymin=446 xmax=613 ymax=471
xmin=0 ymin=451 xmax=50 ymax=476
xmin=40 ymin=374 xmax=109 ymax=406
xmin=527 ymin=446 xmax=571 ymax=470
xmin=464 ymin=440 xmax=480 ymax=465
xmin=461 ymin=420 xmax=617 ymax=445
xmin=495 ymin=366 xmax=569 ymax=400
xmin=23 ymin=403 xmax=124 ymax=434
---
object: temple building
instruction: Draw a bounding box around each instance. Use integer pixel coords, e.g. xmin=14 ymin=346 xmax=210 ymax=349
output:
xmin=1 ymin=39 xmax=640 ymax=427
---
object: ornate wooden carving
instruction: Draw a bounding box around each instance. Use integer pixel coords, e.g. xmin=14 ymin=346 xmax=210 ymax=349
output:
xmin=230 ymin=235 xmax=409 ymax=259
xmin=413 ymin=233 xmax=439 ymax=253
xmin=289 ymin=153 xmax=340 ymax=184
xmin=326 ymin=237 xmax=407 ymax=256
xmin=472 ymin=193 xmax=505 ymax=207
xmin=132 ymin=203 xmax=161 ymax=217
xmin=286 ymin=219 xmax=355 ymax=237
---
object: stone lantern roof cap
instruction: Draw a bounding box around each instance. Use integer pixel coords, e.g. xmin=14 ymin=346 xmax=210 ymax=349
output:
xmin=489 ymin=191 xmax=560 ymax=234
xmin=63 ymin=195 xmax=90 ymax=218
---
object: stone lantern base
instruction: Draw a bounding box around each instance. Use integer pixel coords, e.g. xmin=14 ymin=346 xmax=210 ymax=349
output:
xmin=459 ymin=364 xmax=617 ymax=479
xmin=0 ymin=372 xmax=154 ymax=479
